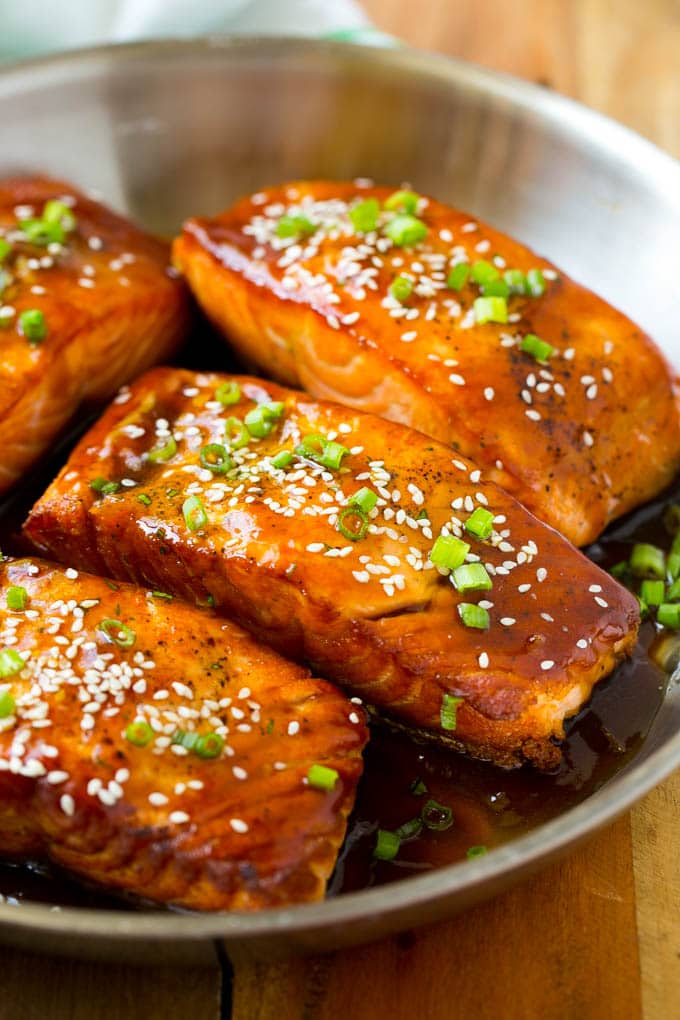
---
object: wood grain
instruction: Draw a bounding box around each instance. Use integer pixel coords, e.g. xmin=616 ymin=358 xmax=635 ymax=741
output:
xmin=232 ymin=815 xmax=641 ymax=1020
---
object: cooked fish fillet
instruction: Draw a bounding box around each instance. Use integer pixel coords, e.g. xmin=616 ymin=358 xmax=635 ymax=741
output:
xmin=172 ymin=180 xmax=680 ymax=546
xmin=0 ymin=175 xmax=190 ymax=494
xmin=0 ymin=557 xmax=366 ymax=911
xmin=24 ymin=368 xmax=639 ymax=769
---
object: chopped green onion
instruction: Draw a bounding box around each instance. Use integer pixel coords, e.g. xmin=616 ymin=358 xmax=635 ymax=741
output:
xmin=657 ymin=603 xmax=680 ymax=629
xmin=451 ymin=563 xmax=493 ymax=593
xmin=0 ymin=690 xmax=16 ymax=718
xmin=42 ymin=199 xmax=76 ymax=232
xmin=19 ymin=308 xmax=47 ymax=343
xmin=89 ymin=477 xmax=120 ymax=496
xmin=0 ymin=648 xmax=25 ymax=677
xmin=294 ymin=434 xmax=350 ymax=470
xmin=481 ymin=278 xmax=510 ymax=299
xmin=503 ymin=269 xmax=527 ymax=294
xmin=337 ymin=506 xmax=369 ymax=542
xmin=421 ymin=799 xmax=453 ymax=831
xmin=458 ymin=602 xmax=490 ymax=630
xmin=629 ymin=543 xmax=666 ymax=580
xmin=474 ymin=296 xmax=508 ymax=324
xmin=373 ymin=829 xmax=401 ymax=861
xmin=318 ymin=441 xmax=350 ymax=470
xmin=349 ymin=198 xmax=380 ymax=233
xmin=470 ymin=260 xmax=500 ymax=285
xmin=215 ymin=380 xmax=241 ymax=406
xmin=171 ymin=728 xmax=199 ymax=751
xmin=467 ymin=845 xmax=488 ymax=859
xmin=384 ymin=214 xmax=428 ymax=247
xmin=151 ymin=590 xmax=173 ymax=600
xmin=199 ymin=443 xmax=232 ymax=474
xmin=6 ymin=586 xmax=27 ymax=611
xmin=307 ymin=763 xmax=340 ymax=791
xmin=125 ymin=720 xmax=153 ymax=747
xmin=429 ymin=535 xmax=470 ymax=570
xmin=275 ymin=214 xmax=316 ymax=239
xmin=0 ymin=239 xmax=11 ymax=262
xmin=195 ymin=732 xmax=225 ymax=758
xmin=350 ymin=487 xmax=378 ymax=514
xmin=19 ymin=217 xmax=64 ymax=246
xmin=662 ymin=504 xmax=680 ymax=535
xmin=137 ymin=493 xmax=152 ymax=507
xmin=668 ymin=536 xmax=680 ymax=580
xmin=666 ymin=578 xmax=680 ymax=601
xmin=637 ymin=594 xmax=649 ymax=620
xmin=394 ymin=817 xmax=423 ymax=841
xmin=526 ymin=268 xmax=547 ymax=297
xmin=409 ymin=777 xmax=428 ymax=797
xmin=520 ymin=333 xmax=554 ymax=362
xmin=148 ymin=435 xmax=177 ymax=463
xmin=610 ymin=561 xmax=629 ymax=580
xmin=224 ymin=416 xmax=250 ymax=449
xmin=465 ymin=507 xmax=494 ymax=540
xmin=640 ymin=579 xmax=665 ymax=606
xmin=244 ymin=401 xmax=285 ymax=439
xmin=183 ymin=495 xmax=208 ymax=532
xmin=271 ymin=450 xmax=293 ymax=469
xmin=99 ymin=619 xmax=136 ymax=649
xmin=384 ymin=190 xmax=420 ymax=214
xmin=446 ymin=263 xmax=470 ymax=291
xmin=390 ymin=275 xmax=414 ymax=303
xmin=441 ymin=692 xmax=464 ymax=731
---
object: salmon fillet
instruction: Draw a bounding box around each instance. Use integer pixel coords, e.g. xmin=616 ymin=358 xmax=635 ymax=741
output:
xmin=0 ymin=175 xmax=190 ymax=494
xmin=172 ymin=180 xmax=680 ymax=546
xmin=0 ymin=557 xmax=366 ymax=911
xmin=24 ymin=368 xmax=639 ymax=769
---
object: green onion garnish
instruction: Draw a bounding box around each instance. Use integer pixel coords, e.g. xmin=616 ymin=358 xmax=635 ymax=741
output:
xmin=148 ymin=435 xmax=177 ymax=463
xmin=384 ymin=190 xmax=420 ymax=214
xmin=89 ymin=477 xmax=120 ymax=496
xmin=275 ymin=214 xmax=317 ymax=239
xmin=171 ymin=728 xmax=199 ymax=752
xmin=504 ymin=269 xmax=527 ymax=294
xmin=350 ymin=487 xmax=378 ymax=514
xmin=666 ymin=578 xmax=680 ymax=601
xmin=629 ymin=543 xmax=666 ymax=580
xmin=151 ymin=591 xmax=173 ymax=600
xmin=373 ymin=829 xmax=401 ymax=861
xmin=520 ymin=333 xmax=554 ymax=362
xmin=224 ymin=417 xmax=250 ymax=449
xmin=244 ymin=401 xmax=285 ymax=439
xmin=337 ymin=506 xmax=369 ymax=542
xmin=271 ymin=450 xmax=293 ymax=470
xmin=526 ymin=268 xmax=547 ymax=297
xmin=99 ymin=619 xmax=136 ymax=649
xmin=474 ymin=296 xmax=508 ymax=324
xmin=440 ymin=693 xmax=463 ymax=731
xmin=446 ymin=263 xmax=470 ymax=291
xmin=467 ymin=845 xmax=488 ymax=859
xmin=421 ymin=799 xmax=453 ymax=831
xmin=429 ymin=535 xmax=470 ymax=570
xmin=638 ymin=595 xmax=649 ymax=620
xmin=183 ymin=495 xmax=208 ymax=532
xmin=19 ymin=308 xmax=47 ymax=343
xmin=307 ymin=763 xmax=340 ymax=791
xmin=481 ymin=278 xmax=510 ymax=299
xmin=409 ymin=777 xmax=428 ymax=797
xmin=657 ymin=603 xmax=680 ymax=628
xmin=137 ymin=493 xmax=152 ymax=507
xmin=295 ymin=434 xmax=350 ymax=470
xmin=610 ymin=561 xmax=629 ymax=579
xmin=42 ymin=199 xmax=76 ymax=232
xmin=385 ymin=214 xmax=428 ymax=247
xmin=6 ymin=586 xmax=27 ymax=611
xmin=215 ymin=380 xmax=241 ymax=406
xmin=640 ymin=579 xmax=665 ymax=606
xmin=451 ymin=563 xmax=493 ymax=593
xmin=389 ymin=275 xmax=414 ymax=303
xmin=458 ymin=603 xmax=490 ymax=630
xmin=19 ymin=218 xmax=65 ymax=246
xmin=199 ymin=443 xmax=232 ymax=474
xmin=0 ymin=690 xmax=16 ymax=718
xmin=0 ymin=648 xmax=25 ymax=677
xmin=125 ymin=720 xmax=153 ymax=747
xmin=465 ymin=507 xmax=494 ymax=540
xmin=349 ymin=198 xmax=380 ymax=234
xmin=394 ymin=817 xmax=423 ymax=841
xmin=0 ymin=239 xmax=11 ymax=262
xmin=195 ymin=732 xmax=225 ymax=759
xmin=470 ymin=260 xmax=500 ymax=285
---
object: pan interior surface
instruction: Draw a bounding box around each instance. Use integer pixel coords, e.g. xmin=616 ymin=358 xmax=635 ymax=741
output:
xmin=0 ymin=37 xmax=679 ymax=959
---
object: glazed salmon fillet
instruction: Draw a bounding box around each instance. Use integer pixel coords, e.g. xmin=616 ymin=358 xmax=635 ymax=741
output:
xmin=0 ymin=557 xmax=366 ymax=911
xmin=172 ymin=180 xmax=680 ymax=546
xmin=24 ymin=368 xmax=639 ymax=769
xmin=0 ymin=175 xmax=190 ymax=494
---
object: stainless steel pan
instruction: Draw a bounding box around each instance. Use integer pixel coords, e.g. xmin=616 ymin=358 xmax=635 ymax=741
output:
xmin=0 ymin=37 xmax=679 ymax=963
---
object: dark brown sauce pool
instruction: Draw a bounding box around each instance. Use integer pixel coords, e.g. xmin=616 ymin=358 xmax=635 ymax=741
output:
xmin=0 ymin=326 xmax=673 ymax=911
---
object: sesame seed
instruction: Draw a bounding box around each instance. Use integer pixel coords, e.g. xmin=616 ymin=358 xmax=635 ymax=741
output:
xmin=540 ymin=660 xmax=555 ymax=671
xmin=594 ymin=596 xmax=609 ymax=608
xmin=287 ymin=720 xmax=300 ymax=736
xmin=449 ymin=374 xmax=466 ymax=386
xmin=230 ymin=818 xmax=249 ymax=834
xmin=518 ymin=583 xmax=532 ymax=593
xmin=149 ymin=792 xmax=168 ymax=806
xmin=60 ymin=794 xmax=75 ymax=817
xmin=478 ymin=652 xmax=489 ymax=669
xmin=65 ymin=568 xmax=78 ymax=580
xmin=46 ymin=770 xmax=69 ymax=784
xmin=500 ymin=617 xmax=516 ymax=626
xmin=536 ymin=567 xmax=547 ymax=582
xmin=577 ymin=638 xmax=589 ymax=649
xmin=588 ymin=584 xmax=603 ymax=593
xmin=525 ymin=409 xmax=541 ymax=421
xmin=169 ymin=811 xmax=190 ymax=824
xmin=484 ymin=387 xmax=495 ymax=401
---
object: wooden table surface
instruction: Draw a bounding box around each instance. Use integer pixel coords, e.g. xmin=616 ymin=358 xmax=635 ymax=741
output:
xmin=5 ymin=2 xmax=680 ymax=1017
